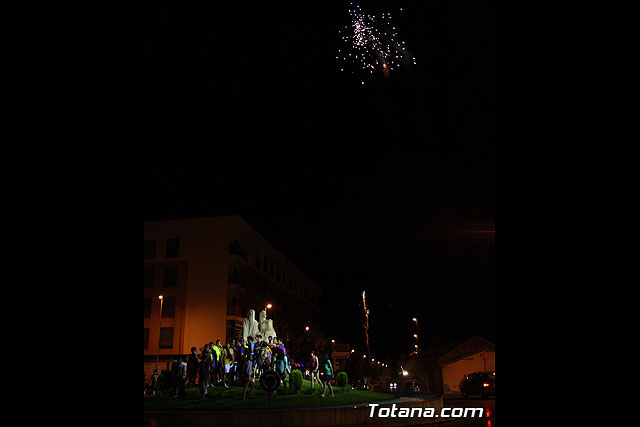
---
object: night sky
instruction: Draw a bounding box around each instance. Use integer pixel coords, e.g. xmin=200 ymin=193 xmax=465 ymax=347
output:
xmin=144 ymin=0 xmax=495 ymax=362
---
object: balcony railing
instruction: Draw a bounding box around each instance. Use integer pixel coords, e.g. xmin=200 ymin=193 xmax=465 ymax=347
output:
xmin=229 ymin=243 xmax=248 ymax=261
xmin=228 ymin=274 xmax=248 ymax=289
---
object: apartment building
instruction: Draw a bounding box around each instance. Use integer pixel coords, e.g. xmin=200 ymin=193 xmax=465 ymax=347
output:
xmin=144 ymin=215 xmax=322 ymax=378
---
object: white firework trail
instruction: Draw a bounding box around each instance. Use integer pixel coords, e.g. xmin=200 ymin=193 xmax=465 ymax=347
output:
xmin=337 ymin=3 xmax=416 ymax=81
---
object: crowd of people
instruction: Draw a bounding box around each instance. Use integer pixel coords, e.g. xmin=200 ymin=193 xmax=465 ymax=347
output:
xmin=144 ymin=335 xmax=335 ymax=401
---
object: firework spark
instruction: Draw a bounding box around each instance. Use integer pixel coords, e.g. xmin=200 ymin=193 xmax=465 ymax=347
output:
xmin=337 ymin=3 xmax=415 ymax=81
xmin=363 ymin=291 xmax=372 ymax=355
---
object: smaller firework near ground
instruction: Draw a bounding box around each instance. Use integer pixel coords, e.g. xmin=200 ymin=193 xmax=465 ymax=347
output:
xmin=337 ymin=2 xmax=416 ymax=83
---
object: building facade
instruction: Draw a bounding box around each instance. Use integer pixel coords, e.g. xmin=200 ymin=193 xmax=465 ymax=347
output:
xmin=437 ymin=336 xmax=495 ymax=395
xmin=144 ymin=215 xmax=322 ymax=379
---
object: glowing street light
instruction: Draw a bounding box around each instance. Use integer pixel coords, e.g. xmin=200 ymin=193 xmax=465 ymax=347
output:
xmin=305 ymin=326 xmax=310 ymax=331
xmin=412 ymin=317 xmax=420 ymax=353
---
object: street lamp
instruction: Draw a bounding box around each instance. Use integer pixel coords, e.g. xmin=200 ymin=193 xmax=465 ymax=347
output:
xmin=305 ymin=326 xmax=310 ymax=331
xmin=412 ymin=317 xmax=430 ymax=392
xmin=156 ymin=295 xmax=164 ymax=372
xmin=413 ymin=317 xmax=419 ymax=353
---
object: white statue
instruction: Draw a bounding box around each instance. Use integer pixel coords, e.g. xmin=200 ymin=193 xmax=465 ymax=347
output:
xmin=242 ymin=309 xmax=259 ymax=343
xmin=258 ymin=309 xmax=277 ymax=342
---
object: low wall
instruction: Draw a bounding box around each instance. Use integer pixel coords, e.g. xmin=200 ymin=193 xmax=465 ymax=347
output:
xmin=144 ymin=395 xmax=444 ymax=427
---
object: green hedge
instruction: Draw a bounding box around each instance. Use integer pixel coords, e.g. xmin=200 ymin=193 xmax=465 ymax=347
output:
xmin=336 ymin=371 xmax=348 ymax=387
xmin=289 ymin=369 xmax=303 ymax=393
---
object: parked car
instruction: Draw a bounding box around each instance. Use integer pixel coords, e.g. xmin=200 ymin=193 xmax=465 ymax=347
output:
xmin=403 ymin=380 xmax=422 ymax=394
xmin=460 ymin=372 xmax=495 ymax=399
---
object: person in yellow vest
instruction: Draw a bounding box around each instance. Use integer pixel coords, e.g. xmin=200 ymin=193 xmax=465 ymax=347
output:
xmin=212 ymin=340 xmax=222 ymax=385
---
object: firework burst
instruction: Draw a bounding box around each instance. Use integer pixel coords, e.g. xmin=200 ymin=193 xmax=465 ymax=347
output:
xmin=337 ymin=3 xmax=416 ymax=81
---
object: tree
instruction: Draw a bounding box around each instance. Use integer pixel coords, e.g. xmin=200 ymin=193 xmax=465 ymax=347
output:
xmin=276 ymin=318 xmax=330 ymax=364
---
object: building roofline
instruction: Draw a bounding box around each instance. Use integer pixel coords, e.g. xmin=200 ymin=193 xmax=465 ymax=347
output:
xmin=143 ymin=214 xmax=240 ymax=224
xmin=225 ymin=216 xmax=322 ymax=292
xmin=437 ymin=335 xmax=495 ymax=367
xmin=144 ymin=215 xmax=322 ymax=292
